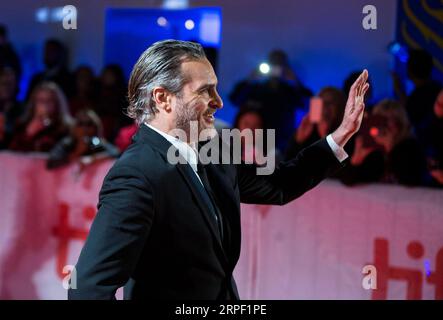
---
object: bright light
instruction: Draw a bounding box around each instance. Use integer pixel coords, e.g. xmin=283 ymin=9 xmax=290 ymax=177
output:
xmin=91 ymin=137 xmax=101 ymax=146
xmin=185 ymin=19 xmax=195 ymax=30
xmin=51 ymin=7 xmax=65 ymax=22
xmin=199 ymin=12 xmax=221 ymax=46
xmin=157 ymin=16 xmax=167 ymax=27
xmin=369 ymin=127 xmax=379 ymax=137
xmin=259 ymin=63 xmax=270 ymax=74
xmin=35 ymin=7 xmax=66 ymax=23
xmin=163 ymin=0 xmax=189 ymax=9
xmin=35 ymin=7 xmax=49 ymax=23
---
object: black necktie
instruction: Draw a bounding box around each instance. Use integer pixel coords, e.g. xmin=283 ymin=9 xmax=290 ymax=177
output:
xmin=197 ymin=163 xmax=224 ymax=240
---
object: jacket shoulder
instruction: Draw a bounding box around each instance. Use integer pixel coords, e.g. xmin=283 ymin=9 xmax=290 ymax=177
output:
xmin=106 ymin=142 xmax=166 ymax=181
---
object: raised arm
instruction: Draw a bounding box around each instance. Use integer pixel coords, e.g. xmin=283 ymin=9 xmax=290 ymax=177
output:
xmin=238 ymin=70 xmax=370 ymax=205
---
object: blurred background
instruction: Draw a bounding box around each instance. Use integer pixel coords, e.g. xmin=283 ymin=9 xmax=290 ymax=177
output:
xmin=0 ymin=0 xmax=442 ymax=300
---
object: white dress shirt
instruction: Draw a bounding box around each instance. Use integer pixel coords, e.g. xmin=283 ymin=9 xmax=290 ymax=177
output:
xmin=146 ymin=124 xmax=203 ymax=185
xmin=145 ymin=123 xmax=348 ymax=184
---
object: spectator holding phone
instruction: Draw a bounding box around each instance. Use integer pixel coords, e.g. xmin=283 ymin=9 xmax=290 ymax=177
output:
xmin=340 ymin=99 xmax=427 ymax=187
xmin=372 ymin=99 xmax=427 ymax=186
xmin=47 ymin=109 xmax=119 ymax=169
xmin=285 ymin=86 xmax=345 ymax=160
xmin=9 ymin=82 xmax=72 ymax=152
xmin=337 ymin=111 xmax=385 ymax=185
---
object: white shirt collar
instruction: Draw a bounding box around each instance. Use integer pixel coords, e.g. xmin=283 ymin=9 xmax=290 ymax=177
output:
xmin=144 ymin=123 xmax=199 ymax=172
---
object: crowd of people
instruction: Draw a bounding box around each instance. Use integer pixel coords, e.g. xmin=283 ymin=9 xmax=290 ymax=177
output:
xmin=0 ymin=24 xmax=442 ymax=188
xmin=0 ymin=27 xmax=133 ymax=170
xmin=230 ymin=49 xmax=443 ymax=188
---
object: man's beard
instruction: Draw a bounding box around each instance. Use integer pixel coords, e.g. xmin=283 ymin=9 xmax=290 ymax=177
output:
xmin=175 ymin=99 xmax=215 ymax=137
xmin=175 ymin=99 xmax=199 ymax=134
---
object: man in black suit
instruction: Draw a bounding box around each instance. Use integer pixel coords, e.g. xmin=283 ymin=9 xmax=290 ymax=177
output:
xmin=68 ymin=40 xmax=369 ymax=300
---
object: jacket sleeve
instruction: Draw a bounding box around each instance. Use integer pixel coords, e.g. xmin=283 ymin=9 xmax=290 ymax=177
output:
xmin=68 ymin=164 xmax=154 ymax=300
xmin=238 ymin=138 xmax=345 ymax=205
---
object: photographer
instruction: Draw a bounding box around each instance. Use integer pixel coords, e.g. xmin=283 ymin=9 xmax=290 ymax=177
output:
xmin=229 ymin=49 xmax=312 ymax=150
xmin=47 ymin=109 xmax=119 ymax=169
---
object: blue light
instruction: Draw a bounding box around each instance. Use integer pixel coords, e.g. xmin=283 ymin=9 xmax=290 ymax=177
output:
xmin=105 ymin=7 xmax=222 ymax=80
xmin=35 ymin=7 xmax=49 ymax=23
xmin=388 ymin=42 xmax=409 ymax=63
xmin=50 ymin=7 xmax=65 ymax=22
xmin=157 ymin=16 xmax=168 ymax=27
xmin=424 ymin=259 xmax=431 ymax=277
xmin=390 ymin=43 xmax=401 ymax=54
xmin=163 ymin=0 xmax=189 ymax=9
xmin=91 ymin=137 xmax=101 ymax=146
xmin=199 ymin=12 xmax=221 ymax=46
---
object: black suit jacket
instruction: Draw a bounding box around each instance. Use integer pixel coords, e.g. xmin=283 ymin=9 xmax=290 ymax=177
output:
xmin=68 ymin=124 xmax=343 ymax=300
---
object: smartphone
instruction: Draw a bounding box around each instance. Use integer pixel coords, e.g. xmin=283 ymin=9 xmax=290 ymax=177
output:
xmin=360 ymin=114 xmax=387 ymax=148
xmin=309 ymin=97 xmax=323 ymax=123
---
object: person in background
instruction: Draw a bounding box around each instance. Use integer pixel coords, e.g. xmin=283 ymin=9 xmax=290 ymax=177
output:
xmin=370 ymin=99 xmax=426 ymax=186
xmin=0 ymin=24 xmax=21 ymax=79
xmin=114 ymin=122 xmax=138 ymax=153
xmin=229 ymin=49 xmax=312 ymax=150
xmin=427 ymin=89 xmax=443 ymax=187
xmin=26 ymin=39 xmax=73 ymax=100
xmin=0 ymin=111 xmax=7 ymax=149
xmin=69 ymin=65 xmax=98 ymax=115
xmin=285 ymin=86 xmax=345 ymax=160
xmin=96 ymin=64 xmax=130 ymax=141
xmin=0 ymin=66 xmax=23 ymax=144
xmin=9 ymin=82 xmax=72 ymax=152
xmin=47 ymin=109 xmax=119 ymax=169
xmin=337 ymin=110 xmax=385 ymax=186
xmin=392 ymin=49 xmax=442 ymax=146
xmin=233 ymin=106 xmax=281 ymax=165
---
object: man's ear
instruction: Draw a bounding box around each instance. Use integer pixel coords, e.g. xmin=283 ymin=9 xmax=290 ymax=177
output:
xmin=152 ymin=87 xmax=172 ymax=112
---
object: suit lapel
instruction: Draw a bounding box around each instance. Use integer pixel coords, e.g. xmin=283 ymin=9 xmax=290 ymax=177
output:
xmin=175 ymin=162 xmax=229 ymax=266
xmin=198 ymin=136 xmax=242 ymax=267
xmin=205 ymin=162 xmax=242 ymax=266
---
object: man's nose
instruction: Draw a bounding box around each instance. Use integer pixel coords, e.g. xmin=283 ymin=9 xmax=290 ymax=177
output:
xmin=212 ymin=91 xmax=223 ymax=109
